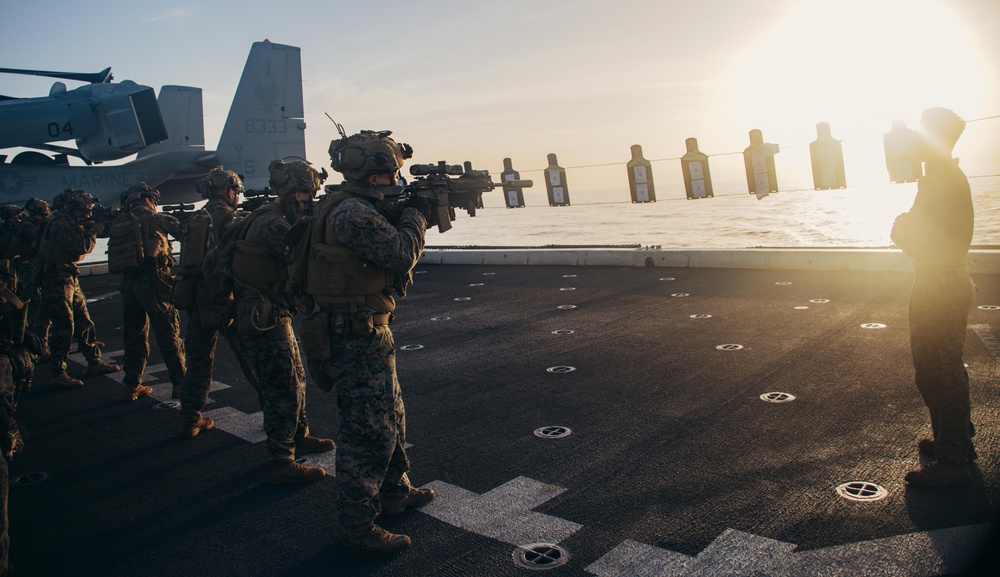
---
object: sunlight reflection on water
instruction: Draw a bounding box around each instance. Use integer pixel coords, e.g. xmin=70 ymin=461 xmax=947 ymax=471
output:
xmin=83 ymin=176 xmax=999 ymax=263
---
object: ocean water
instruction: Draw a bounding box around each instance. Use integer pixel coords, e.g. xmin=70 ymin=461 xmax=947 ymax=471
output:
xmin=427 ymin=175 xmax=1000 ymax=250
xmin=82 ymin=175 xmax=1000 ymax=263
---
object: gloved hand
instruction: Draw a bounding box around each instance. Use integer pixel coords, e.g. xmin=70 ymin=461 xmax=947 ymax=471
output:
xmin=399 ymin=194 xmax=432 ymax=221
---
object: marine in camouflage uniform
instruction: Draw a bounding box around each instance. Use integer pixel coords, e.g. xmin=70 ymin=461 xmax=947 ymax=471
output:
xmin=0 ymin=279 xmax=46 ymax=576
xmin=0 ymin=206 xmax=24 ymax=296
xmin=36 ymin=190 xmax=119 ymax=388
xmin=178 ymin=167 xmax=258 ymax=438
xmin=891 ymin=108 xmax=977 ymax=487
xmin=117 ymin=183 xmax=186 ymax=402
xmin=227 ymin=159 xmax=334 ymax=484
xmin=12 ymin=199 xmax=52 ymax=357
xmin=315 ymin=130 xmax=434 ymax=555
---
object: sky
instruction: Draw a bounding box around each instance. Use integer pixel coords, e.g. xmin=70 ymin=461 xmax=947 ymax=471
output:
xmin=2 ymin=0 xmax=999 ymax=195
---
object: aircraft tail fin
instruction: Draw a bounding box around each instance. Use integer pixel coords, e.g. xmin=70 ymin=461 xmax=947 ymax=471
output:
xmin=136 ymin=85 xmax=205 ymax=158
xmin=216 ymin=40 xmax=306 ymax=191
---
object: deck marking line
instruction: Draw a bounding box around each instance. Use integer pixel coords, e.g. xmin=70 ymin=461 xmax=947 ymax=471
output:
xmin=421 ymin=476 xmax=581 ymax=546
xmin=585 ymin=524 xmax=994 ymax=576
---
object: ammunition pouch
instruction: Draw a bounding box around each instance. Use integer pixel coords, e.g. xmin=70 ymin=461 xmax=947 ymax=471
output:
xmin=232 ymin=239 xmax=283 ymax=298
xmin=325 ymin=310 xmax=392 ymax=339
xmin=236 ymin=295 xmax=276 ymax=335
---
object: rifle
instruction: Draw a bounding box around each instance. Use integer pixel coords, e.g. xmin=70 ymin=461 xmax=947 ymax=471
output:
xmin=238 ymin=188 xmax=273 ymax=213
xmin=397 ymin=161 xmax=532 ymax=232
xmin=88 ymin=204 xmax=120 ymax=238
xmin=162 ymin=203 xmax=197 ymax=222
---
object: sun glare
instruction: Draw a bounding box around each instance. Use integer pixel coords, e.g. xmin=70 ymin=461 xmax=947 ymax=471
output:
xmin=721 ymin=0 xmax=989 ymax=182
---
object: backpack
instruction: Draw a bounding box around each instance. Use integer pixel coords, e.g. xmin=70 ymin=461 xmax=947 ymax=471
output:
xmin=106 ymin=211 xmax=144 ymax=273
xmin=285 ymin=191 xmax=349 ymax=312
xmin=177 ymin=209 xmax=213 ymax=275
xmin=172 ymin=209 xmax=213 ymax=310
xmin=200 ymin=211 xmax=253 ymax=304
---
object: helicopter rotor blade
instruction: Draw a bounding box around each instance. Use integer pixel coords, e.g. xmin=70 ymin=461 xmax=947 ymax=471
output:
xmin=0 ymin=66 xmax=113 ymax=84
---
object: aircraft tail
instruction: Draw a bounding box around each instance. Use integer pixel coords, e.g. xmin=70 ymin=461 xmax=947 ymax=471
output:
xmin=136 ymin=85 xmax=205 ymax=158
xmin=215 ymin=40 xmax=306 ymax=191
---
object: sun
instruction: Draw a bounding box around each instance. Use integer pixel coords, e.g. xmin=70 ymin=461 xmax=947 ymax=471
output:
xmin=720 ymin=0 xmax=990 ymax=183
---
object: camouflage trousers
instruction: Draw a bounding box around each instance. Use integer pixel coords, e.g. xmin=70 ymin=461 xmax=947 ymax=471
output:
xmin=121 ymin=269 xmax=185 ymax=388
xmin=909 ymin=267 xmax=977 ymax=465
xmin=229 ymin=300 xmax=308 ymax=462
xmin=16 ymin=262 xmax=48 ymax=348
xmin=0 ymin=448 xmax=7 ymax=577
xmin=320 ymin=324 xmax=410 ymax=529
xmin=39 ymin=266 xmax=102 ymax=364
xmin=0 ymin=356 xmax=10 ymax=576
xmin=180 ymin=303 xmax=258 ymax=423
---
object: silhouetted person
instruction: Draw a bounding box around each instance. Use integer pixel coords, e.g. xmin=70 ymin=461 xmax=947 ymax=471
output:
xmin=891 ymin=107 xmax=976 ymax=487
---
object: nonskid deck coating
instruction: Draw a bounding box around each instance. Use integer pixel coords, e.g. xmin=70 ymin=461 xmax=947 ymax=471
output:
xmin=8 ymin=265 xmax=1000 ymax=576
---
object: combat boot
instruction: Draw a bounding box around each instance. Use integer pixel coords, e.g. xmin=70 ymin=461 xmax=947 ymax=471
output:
xmin=341 ymin=522 xmax=411 ymax=556
xmin=265 ymin=460 xmax=326 ymax=485
xmin=917 ymin=438 xmax=978 ymax=462
xmin=51 ymin=366 xmax=84 ymax=389
xmin=85 ymin=358 xmax=120 ymax=377
xmin=295 ymin=436 xmax=336 ymax=455
xmin=380 ymin=487 xmax=436 ymax=517
xmin=124 ymin=384 xmax=153 ymax=402
xmin=181 ymin=417 xmax=215 ymax=439
xmin=905 ymin=461 xmax=972 ymax=487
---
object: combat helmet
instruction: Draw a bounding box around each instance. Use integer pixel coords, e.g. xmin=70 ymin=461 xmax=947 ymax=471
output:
xmin=120 ymin=182 xmax=161 ymax=209
xmin=267 ymin=159 xmax=327 ymax=198
xmin=0 ymin=205 xmax=24 ymax=223
xmin=24 ymin=197 xmax=51 ymax=219
xmin=58 ymin=189 xmax=97 ymax=213
xmin=329 ymin=130 xmax=413 ymax=185
xmin=197 ymin=166 xmax=244 ymax=199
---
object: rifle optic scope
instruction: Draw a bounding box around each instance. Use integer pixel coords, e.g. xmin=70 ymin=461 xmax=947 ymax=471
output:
xmin=410 ymin=161 xmax=464 ymax=176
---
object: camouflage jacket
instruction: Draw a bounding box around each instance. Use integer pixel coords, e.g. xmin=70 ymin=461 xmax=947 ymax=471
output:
xmin=327 ymin=196 xmax=427 ymax=302
xmin=128 ymin=205 xmax=183 ymax=272
xmin=41 ymin=213 xmax=96 ymax=265
xmin=204 ymin=197 xmax=240 ymax=240
xmin=246 ymin=203 xmax=291 ymax=265
xmin=11 ymin=218 xmax=43 ymax=261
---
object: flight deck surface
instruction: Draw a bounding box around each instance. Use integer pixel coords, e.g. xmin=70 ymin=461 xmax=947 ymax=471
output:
xmin=8 ymin=264 xmax=1000 ymax=576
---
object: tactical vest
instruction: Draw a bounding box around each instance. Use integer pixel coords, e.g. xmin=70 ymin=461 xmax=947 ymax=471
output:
xmin=107 ymin=211 xmax=144 ymax=273
xmin=36 ymin=214 xmax=85 ymax=264
xmin=306 ymin=192 xmax=393 ymax=312
xmin=230 ymin=203 xmax=286 ymax=299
